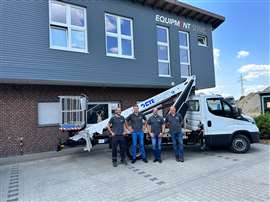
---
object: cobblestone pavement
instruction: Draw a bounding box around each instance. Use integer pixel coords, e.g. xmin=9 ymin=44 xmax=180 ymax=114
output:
xmin=0 ymin=144 xmax=269 ymax=202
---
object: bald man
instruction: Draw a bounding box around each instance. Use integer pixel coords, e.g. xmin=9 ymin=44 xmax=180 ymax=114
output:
xmin=165 ymin=106 xmax=184 ymax=162
xmin=108 ymin=107 xmax=128 ymax=167
xmin=147 ymin=108 xmax=165 ymax=163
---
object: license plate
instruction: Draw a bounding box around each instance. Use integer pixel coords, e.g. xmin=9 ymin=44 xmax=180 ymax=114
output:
xmin=98 ymin=139 xmax=105 ymax=144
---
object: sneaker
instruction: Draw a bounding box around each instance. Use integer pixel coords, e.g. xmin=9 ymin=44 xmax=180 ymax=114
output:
xmin=153 ymin=159 xmax=158 ymax=163
xmin=121 ymin=160 xmax=128 ymax=165
xmin=143 ymin=159 xmax=148 ymax=163
xmin=175 ymin=156 xmax=180 ymax=162
xmin=158 ymin=159 xmax=162 ymax=163
xmin=131 ymin=159 xmax=136 ymax=164
xmin=113 ymin=161 xmax=117 ymax=167
xmin=179 ymin=157 xmax=184 ymax=162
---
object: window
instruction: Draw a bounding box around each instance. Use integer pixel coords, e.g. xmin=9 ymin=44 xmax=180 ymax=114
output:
xmin=179 ymin=31 xmax=191 ymax=78
xmin=49 ymin=1 xmax=87 ymax=52
xmin=38 ymin=102 xmax=60 ymax=125
xmin=187 ymin=100 xmax=200 ymax=112
xmin=105 ymin=13 xmax=134 ymax=58
xmin=198 ymin=35 xmax=208 ymax=47
xmin=157 ymin=26 xmax=170 ymax=77
xmin=87 ymin=102 xmax=120 ymax=124
xmin=207 ymin=98 xmax=233 ymax=117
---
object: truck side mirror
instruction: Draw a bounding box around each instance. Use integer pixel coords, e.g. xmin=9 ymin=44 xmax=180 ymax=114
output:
xmin=237 ymin=107 xmax=242 ymax=115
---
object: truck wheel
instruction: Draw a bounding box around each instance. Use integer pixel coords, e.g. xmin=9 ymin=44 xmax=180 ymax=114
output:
xmin=230 ymin=134 xmax=250 ymax=153
xmin=127 ymin=142 xmax=142 ymax=160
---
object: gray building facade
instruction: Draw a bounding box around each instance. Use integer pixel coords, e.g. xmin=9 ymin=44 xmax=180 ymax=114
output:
xmin=0 ymin=0 xmax=224 ymax=156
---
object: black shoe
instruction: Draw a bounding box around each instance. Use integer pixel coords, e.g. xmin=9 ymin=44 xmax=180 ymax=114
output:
xmin=176 ymin=156 xmax=180 ymax=162
xmin=143 ymin=159 xmax=148 ymax=163
xmin=121 ymin=160 xmax=128 ymax=165
xmin=158 ymin=159 xmax=162 ymax=163
xmin=113 ymin=161 xmax=117 ymax=167
xmin=179 ymin=157 xmax=184 ymax=162
xmin=153 ymin=159 xmax=158 ymax=163
xmin=131 ymin=159 xmax=136 ymax=164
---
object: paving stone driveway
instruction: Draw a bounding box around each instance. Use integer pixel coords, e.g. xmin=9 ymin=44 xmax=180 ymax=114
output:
xmin=0 ymin=144 xmax=269 ymax=202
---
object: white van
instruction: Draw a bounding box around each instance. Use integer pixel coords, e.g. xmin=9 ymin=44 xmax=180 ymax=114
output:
xmin=185 ymin=94 xmax=260 ymax=153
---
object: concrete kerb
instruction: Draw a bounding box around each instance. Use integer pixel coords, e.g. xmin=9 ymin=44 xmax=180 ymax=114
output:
xmin=0 ymin=146 xmax=106 ymax=166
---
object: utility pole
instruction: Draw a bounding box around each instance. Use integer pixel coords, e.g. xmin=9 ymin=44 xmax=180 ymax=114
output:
xmin=239 ymin=74 xmax=245 ymax=96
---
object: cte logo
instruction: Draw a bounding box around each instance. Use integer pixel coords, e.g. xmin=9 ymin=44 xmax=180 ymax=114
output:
xmin=140 ymin=99 xmax=155 ymax=108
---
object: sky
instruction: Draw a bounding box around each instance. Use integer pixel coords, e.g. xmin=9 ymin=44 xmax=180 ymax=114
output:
xmin=179 ymin=0 xmax=270 ymax=99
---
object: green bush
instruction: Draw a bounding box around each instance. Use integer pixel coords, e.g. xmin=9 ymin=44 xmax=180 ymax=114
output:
xmin=255 ymin=113 xmax=270 ymax=139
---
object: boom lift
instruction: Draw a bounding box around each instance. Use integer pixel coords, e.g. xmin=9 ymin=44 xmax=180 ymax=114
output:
xmin=59 ymin=76 xmax=196 ymax=152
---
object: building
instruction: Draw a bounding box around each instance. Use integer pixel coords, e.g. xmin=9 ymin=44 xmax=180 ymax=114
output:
xmin=0 ymin=0 xmax=224 ymax=156
xmin=260 ymin=88 xmax=270 ymax=114
xmin=236 ymin=86 xmax=270 ymax=117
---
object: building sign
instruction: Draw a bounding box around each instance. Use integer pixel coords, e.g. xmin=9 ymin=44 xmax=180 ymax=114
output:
xmin=155 ymin=14 xmax=207 ymax=33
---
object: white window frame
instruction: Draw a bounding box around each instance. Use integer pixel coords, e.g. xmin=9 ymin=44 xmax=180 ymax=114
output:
xmin=157 ymin=26 xmax=171 ymax=77
xmin=179 ymin=31 xmax=191 ymax=78
xmin=49 ymin=0 xmax=88 ymax=53
xmin=105 ymin=13 xmax=134 ymax=59
xmin=197 ymin=34 xmax=208 ymax=47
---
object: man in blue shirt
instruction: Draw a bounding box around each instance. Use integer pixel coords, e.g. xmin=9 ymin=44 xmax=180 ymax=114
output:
xmin=165 ymin=106 xmax=184 ymax=162
xmin=147 ymin=107 xmax=165 ymax=163
xmin=126 ymin=104 xmax=148 ymax=164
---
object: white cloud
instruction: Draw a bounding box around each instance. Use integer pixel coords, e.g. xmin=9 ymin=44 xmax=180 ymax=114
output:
xmin=213 ymin=48 xmax=221 ymax=69
xmin=237 ymin=50 xmax=250 ymax=58
xmin=196 ymin=85 xmax=231 ymax=98
xmin=238 ymin=64 xmax=270 ymax=80
xmin=244 ymin=84 xmax=268 ymax=95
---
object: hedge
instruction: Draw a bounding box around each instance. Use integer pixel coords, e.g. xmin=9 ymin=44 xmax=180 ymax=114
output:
xmin=255 ymin=113 xmax=270 ymax=139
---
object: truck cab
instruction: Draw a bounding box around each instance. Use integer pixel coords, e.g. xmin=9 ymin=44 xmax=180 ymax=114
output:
xmin=185 ymin=94 xmax=260 ymax=153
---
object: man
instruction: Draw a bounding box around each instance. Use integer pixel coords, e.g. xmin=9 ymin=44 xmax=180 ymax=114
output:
xmin=165 ymin=106 xmax=184 ymax=162
xmin=107 ymin=107 xmax=128 ymax=167
xmin=147 ymin=107 xmax=165 ymax=163
xmin=126 ymin=104 xmax=148 ymax=163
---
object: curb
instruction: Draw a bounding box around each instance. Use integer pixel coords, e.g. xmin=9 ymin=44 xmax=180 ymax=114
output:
xmin=0 ymin=146 xmax=85 ymax=166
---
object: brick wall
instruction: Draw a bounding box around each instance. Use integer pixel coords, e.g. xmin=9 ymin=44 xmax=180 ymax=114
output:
xmin=0 ymin=84 xmax=162 ymax=157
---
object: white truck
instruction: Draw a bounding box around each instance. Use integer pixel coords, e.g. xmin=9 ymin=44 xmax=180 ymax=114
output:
xmin=58 ymin=76 xmax=260 ymax=155
xmin=185 ymin=94 xmax=259 ymax=153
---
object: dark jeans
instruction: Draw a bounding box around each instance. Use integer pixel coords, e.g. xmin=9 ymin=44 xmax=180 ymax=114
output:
xmin=151 ymin=134 xmax=162 ymax=160
xmin=112 ymin=135 xmax=126 ymax=162
xmin=171 ymin=132 xmax=184 ymax=158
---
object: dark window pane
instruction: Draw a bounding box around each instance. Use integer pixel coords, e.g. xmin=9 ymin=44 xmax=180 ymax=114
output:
xmin=121 ymin=39 xmax=132 ymax=56
xmin=179 ymin=32 xmax=188 ymax=47
xmin=107 ymin=36 xmax=118 ymax=54
xmin=121 ymin=19 xmax=131 ymax=36
xmin=157 ymin=27 xmax=167 ymax=43
xmin=188 ymin=100 xmax=200 ymax=111
xmin=198 ymin=35 xmax=208 ymax=46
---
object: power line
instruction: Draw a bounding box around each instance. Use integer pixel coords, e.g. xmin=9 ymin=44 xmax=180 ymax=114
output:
xmin=238 ymin=74 xmax=246 ymax=96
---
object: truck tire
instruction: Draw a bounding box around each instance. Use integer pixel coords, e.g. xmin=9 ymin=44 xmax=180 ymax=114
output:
xmin=127 ymin=141 xmax=142 ymax=160
xmin=230 ymin=134 xmax=250 ymax=153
